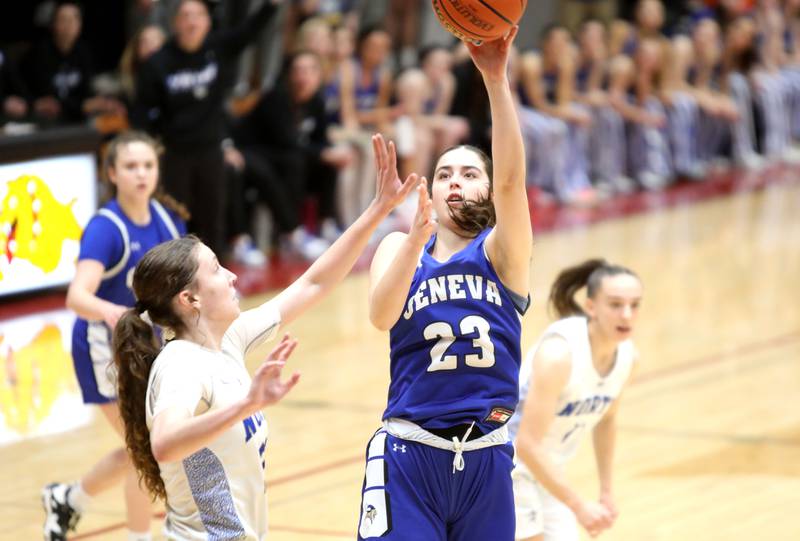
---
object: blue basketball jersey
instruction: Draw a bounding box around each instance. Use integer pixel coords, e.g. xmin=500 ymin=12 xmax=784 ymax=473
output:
xmin=71 ymin=198 xmax=185 ymax=404
xmin=382 ymin=228 xmax=527 ymax=435
xmin=77 ymin=199 xmax=185 ymax=307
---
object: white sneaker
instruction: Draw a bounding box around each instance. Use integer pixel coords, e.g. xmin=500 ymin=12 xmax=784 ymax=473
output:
xmin=611 ymin=175 xmax=637 ymax=194
xmin=286 ymin=228 xmax=329 ymax=261
xmin=320 ymin=219 xmax=343 ymax=244
xmin=782 ymin=146 xmax=800 ymax=164
xmin=737 ymin=153 xmax=766 ymax=170
xmin=560 ymin=186 xmax=599 ymax=207
xmin=232 ymin=235 xmax=266 ymax=268
xmin=680 ymin=163 xmax=707 ymax=181
xmin=593 ymin=179 xmax=615 ymax=199
xmin=639 ymin=172 xmax=670 ymax=191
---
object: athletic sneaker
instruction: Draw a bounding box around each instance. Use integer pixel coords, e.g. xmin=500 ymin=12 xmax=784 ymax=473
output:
xmin=231 ymin=234 xmax=267 ymax=268
xmin=610 ymin=175 xmax=637 ymax=195
xmin=320 ymin=218 xmax=343 ymax=244
xmin=42 ymin=483 xmax=80 ymax=541
xmin=281 ymin=227 xmax=329 ymax=261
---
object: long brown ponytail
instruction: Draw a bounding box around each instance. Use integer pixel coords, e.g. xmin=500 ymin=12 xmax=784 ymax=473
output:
xmin=549 ymin=259 xmax=638 ymax=318
xmin=113 ymin=235 xmax=201 ymax=501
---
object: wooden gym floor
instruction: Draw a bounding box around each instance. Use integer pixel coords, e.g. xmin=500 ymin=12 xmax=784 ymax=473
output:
xmin=1 ymin=167 xmax=799 ymax=540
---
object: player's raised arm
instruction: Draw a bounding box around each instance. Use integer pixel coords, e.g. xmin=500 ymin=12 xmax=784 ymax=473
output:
xmin=467 ymin=28 xmax=532 ymax=297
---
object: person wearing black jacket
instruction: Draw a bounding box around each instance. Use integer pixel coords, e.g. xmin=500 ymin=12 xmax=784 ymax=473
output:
xmin=133 ymin=0 xmax=282 ymax=256
xmin=0 ymin=48 xmax=28 ymax=122
xmin=226 ymin=50 xmax=353 ymax=260
xmin=22 ymin=1 xmax=94 ymax=123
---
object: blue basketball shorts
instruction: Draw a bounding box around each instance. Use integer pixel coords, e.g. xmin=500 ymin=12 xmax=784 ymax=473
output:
xmin=72 ymin=319 xmax=117 ymax=404
xmin=356 ymin=428 xmax=516 ymax=541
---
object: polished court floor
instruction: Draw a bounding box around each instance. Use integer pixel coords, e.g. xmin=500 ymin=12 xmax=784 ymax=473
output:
xmin=1 ymin=170 xmax=799 ymax=540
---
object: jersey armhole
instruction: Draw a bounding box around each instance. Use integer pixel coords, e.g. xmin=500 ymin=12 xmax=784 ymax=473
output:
xmin=151 ymin=200 xmax=181 ymax=239
xmin=481 ymin=240 xmax=531 ymax=315
xmin=94 ymin=210 xmax=130 ymax=280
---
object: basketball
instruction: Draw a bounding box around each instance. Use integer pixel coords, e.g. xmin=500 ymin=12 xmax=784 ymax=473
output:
xmin=431 ymin=0 xmax=527 ymax=44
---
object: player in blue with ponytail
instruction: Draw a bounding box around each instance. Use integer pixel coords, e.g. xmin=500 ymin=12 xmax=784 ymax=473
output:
xmin=42 ymin=131 xmax=187 ymax=541
xmin=357 ymin=25 xmax=532 ymax=541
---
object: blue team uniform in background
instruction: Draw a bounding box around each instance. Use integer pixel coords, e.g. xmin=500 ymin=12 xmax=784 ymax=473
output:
xmin=72 ymin=199 xmax=185 ymax=404
xmin=358 ymin=228 xmax=529 ymax=541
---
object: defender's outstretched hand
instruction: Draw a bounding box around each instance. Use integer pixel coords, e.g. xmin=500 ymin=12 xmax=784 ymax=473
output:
xmin=408 ymin=182 xmax=437 ymax=247
xmin=246 ymin=334 xmax=300 ymax=411
xmin=372 ymin=133 xmax=420 ymax=212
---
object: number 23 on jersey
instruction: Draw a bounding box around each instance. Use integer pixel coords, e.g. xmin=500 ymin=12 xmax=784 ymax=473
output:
xmin=423 ymin=315 xmax=495 ymax=372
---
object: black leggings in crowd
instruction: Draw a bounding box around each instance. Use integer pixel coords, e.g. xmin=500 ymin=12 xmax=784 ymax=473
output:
xmin=162 ymin=146 xmax=227 ymax=255
xmin=228 ymin=145 xmax=338 ymax=241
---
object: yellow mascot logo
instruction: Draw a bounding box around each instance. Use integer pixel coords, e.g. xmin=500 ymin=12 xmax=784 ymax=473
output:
xmin=0 ymin=174 xmax=82 ymax=280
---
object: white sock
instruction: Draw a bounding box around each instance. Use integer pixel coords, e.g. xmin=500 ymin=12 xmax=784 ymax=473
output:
xmin=67 ymin=482 xmax=92 ymax=512
xmin=127 ymin=530 xmax=152 ymax=541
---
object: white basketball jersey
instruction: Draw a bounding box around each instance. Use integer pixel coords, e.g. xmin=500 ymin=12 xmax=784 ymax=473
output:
xmin=510 ymin=316 xmax=634 ymax=466
xmin=145 ymin=301 xmax=281 ymax=540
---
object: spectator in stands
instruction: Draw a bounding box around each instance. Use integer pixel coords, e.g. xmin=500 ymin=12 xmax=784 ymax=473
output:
xmin=508 ymin=44 xmax=566 ymax=205
xmin=721 ymin=14 xmax=763 ymax=168
xmin=615 ymin=37 xmax=672 ymax=189
xmin=784 ymin=0 xmax=800 ymax=66
xmin=560 ymin=0 xmax=617 ymax=33
xmin=749 ymin=3 xmax=795 ymax=160
xmin=612 ymin=0 xmax=668 ymax=56
xmin=393 ymin=69 xmax=435 ymax=178
xmin=133 ymin=0 xmax=281 ymax=258
xmin=661 ymin=36 xmax=705 ymax=180
xmin=689 ymin=18 xmax=738 ymax=167
xmin=519 ymin=24 xmax=597 ymax=204
xmin=118 ymin=24 xmax=166 ymax=104
xmin=226 ymin=51 xmax=352 ymax=260
xmin=391 ymin=56 xmax=469 ymax=190
xmin=576 ymin=18 xmax=636 ymax=194
xmin=419 ymin=45 xmax=470 ymax=163
xmin=340 ymin=25 xmax=395 ymax=133
xmin=386 ymin=0 xmax=423 ymax=68
xmin=333 ymin=22 xmax=357 ymax=65
xmin=284 ymin=0 xmax=361 ymax=60
xmin=325 ymin=25 xmax=394 ymax=224
xmin=782 ymin=0 xmax=800 ymax=140
xmin=22 ymin=1 xmax=123 ymax=124
xmin=323 ymin=23 xmax=356 ymax=124
xmin=293 ymin=15 xmax=335 ymax=58
xmin=292 ymin=17 xmax=374 ymax=229
xmin=0 ymin=48 xmax=28 ymax=122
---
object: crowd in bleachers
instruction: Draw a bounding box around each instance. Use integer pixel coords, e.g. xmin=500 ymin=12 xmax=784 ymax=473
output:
xmin=2 ymin=0 xmax=800 ymax=266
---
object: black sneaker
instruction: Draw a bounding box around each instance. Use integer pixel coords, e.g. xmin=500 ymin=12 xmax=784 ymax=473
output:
xmin=42 ymin=483 xmax=81 ymax=541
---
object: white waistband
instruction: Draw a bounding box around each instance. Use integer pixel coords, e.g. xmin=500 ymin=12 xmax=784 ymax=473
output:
xmin=383 ymin=418 xmax=508 ymax=452
xmin=383 ymin=418 xmax=509 ymax=474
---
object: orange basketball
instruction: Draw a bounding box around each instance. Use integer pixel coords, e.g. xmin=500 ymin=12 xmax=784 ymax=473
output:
xmin=431 ymin=0 xmax=527 ymax=44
